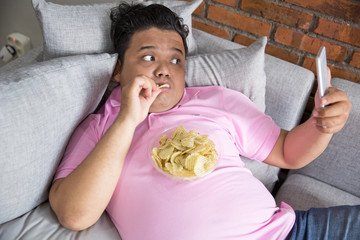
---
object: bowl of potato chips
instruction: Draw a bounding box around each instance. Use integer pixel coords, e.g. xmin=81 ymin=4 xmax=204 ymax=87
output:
xmin=151 ymin=126 xmax=218 ymax=180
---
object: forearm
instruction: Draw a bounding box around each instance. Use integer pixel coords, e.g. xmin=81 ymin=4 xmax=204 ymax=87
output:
xmin=282 ymin=116 xmax=333 ymax=169
xmin=49 ymin=116 xmax=137 ymax=230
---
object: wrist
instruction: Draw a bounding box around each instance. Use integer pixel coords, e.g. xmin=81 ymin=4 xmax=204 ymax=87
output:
xmin=114 ymin=112 xmax=140 ymax=130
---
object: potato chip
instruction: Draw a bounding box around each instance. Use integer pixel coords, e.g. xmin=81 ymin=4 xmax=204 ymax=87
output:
xmin=158 ymin=83 xmax=170 ymax=89
xmin=193 ymin=155 xmax=208 ymax=176
xmin=152 ymin=126 xmax=218 ymax=180
xmin=185 ymin=153 xmax=200 ymax=170
xmin=152 ymin=148 xmax=162 ymax=168
xmin=170 ymin=151 xmax=182 ymax=164
xmin=159 ymin=134 xmax=168 ymax=145
xmin=181 ymin=136 xmax=195 ymax=148
xmin=159 ymin=146 xmax=174 ymax=160
xmin=170 ymin=139 xmax=186 ymax=151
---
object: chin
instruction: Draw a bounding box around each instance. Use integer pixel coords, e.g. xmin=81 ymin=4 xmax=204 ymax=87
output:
xmin=150 ymin=101 xmax=175 ymax=113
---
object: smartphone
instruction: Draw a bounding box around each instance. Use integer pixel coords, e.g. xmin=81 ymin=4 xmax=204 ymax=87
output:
xmin=316 ymin=46 xmax=329 ymax=107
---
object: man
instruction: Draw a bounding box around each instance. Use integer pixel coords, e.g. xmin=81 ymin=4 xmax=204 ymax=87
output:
xmin=49 ymin=3 xmax=356 ymax=239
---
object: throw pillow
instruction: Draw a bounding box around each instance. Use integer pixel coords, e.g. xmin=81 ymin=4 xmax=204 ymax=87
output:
xmin=32 ymin=0 xmax=202 ymax=60
xmin=0 ymin=53 xmax=117 ymax=224
xmin=185 ymin=37 xmax=267 ymax=112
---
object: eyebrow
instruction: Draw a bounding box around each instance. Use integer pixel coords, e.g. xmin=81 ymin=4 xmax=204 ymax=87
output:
xmin=138 ymin=46 xmax=184 ymax=55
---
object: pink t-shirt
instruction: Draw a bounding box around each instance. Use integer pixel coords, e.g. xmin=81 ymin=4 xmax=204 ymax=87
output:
xmin=55 ymin=86 xmax=295 ymax=240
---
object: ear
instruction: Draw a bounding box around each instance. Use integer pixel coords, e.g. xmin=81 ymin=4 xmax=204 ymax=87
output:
xmin=113 ymin=60 xmax=122 ymax=83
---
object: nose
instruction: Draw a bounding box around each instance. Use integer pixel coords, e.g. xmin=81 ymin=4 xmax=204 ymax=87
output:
xmin=154 ymin=61 xmax=170 ymax=78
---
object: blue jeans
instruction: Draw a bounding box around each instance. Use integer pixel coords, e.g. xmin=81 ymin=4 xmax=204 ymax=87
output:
xmin=286 ymin=205 xmax=360 ymax=240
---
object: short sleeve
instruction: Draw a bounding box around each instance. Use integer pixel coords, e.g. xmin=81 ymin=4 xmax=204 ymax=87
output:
xmin=53 ymin=114 xmax=101 ymax=181
xmin=221 ymin=87 xmax=280 ymax=161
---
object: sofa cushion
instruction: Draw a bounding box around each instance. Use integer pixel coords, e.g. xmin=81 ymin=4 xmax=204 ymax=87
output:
xmin=0 ymin=53 xmax=117 ymax=224
xmin=292 ymin=78 xmax=360 ymax=198
xmin=275 ymin=173 xmax=360 ymax=210
xmin=32 ymin=0 xmax=201 ymax=60
xmin=185 ymin=37 xmax=267 ymax=112
xmin=0 ymin=202 xmax=121 ymax=239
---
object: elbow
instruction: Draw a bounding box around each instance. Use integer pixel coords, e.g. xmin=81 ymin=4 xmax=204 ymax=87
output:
xmin=56 ymin=212 xmax=92 ymax=231
xmin=50 ymin=200 xmax=95 ymax=231
xmin=49 ymin=184 xmax=94 ymax=231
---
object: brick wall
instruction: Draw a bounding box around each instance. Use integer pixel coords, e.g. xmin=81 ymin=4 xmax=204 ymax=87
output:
xmin=191 ymin=0 xmax=360 ymax=85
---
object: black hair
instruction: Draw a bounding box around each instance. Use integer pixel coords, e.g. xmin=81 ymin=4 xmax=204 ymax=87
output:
xmin=110 ymin=2 xmax=189 ymax=67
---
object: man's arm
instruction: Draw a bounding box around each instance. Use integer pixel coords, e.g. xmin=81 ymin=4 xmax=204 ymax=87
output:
xmin=264 ymin=72 xmax=352 ymax=169
xmin=49 ymin=75 xmax=160 ymax=231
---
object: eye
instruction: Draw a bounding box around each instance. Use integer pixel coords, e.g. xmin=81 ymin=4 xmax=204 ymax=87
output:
xmin=171 ymin=58 xmax=180 ymax=64
xmin=143 ymin=55 xmax=155 ymax=62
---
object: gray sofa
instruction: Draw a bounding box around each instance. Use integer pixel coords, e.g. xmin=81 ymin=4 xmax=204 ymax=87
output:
xmin=1 ymin=2 xmax=359 ymax=238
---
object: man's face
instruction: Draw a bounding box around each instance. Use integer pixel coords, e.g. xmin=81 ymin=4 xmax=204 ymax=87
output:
xmin=114 ymin=27 xmax=186 ymax=113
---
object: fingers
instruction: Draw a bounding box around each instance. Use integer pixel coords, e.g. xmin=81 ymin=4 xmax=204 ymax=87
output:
xmin=118 ymin=75 xmax=162 ymax=124
xmin=327 ymin=67 xmax=332 ymax=87
xmin=312 ymin=87 xmax=352 ymax=134
xmin=128 ymin=75 xmax=160 ymax=99
xmin=312 ymin=112 xmax=349 ymax=133
xmin=319 ymin=87 xmax=348 ymax=106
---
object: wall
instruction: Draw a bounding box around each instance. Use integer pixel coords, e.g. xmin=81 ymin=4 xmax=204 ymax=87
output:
xmin=192 ymin=0 xmax=360 ymax=85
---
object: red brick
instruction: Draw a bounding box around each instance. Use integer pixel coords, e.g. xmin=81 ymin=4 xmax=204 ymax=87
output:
xmin=213 ymin=0 xmax=237 ymax=7
xmin=192 ymin=20 xmax=231 ymax=40
xmin=208 ymin=5 xmax=272 ymax=36
xmin=329 ymin=65 xmax=360 ymax=84
xmin=234 ymin=34 xmax=300 ymax=64
xmin=315 ymin=18 xmax=360 ymax=48
xmin=274 ymin=26 xmax=347 ymax=62
xmin=303 ymin=57 xmax=360 ymax=83
xmin=284 ymin=0 xmax=360 ymax=22
xmin=265 ymin=44 xmax=300 ymax=64
xmin=193 ymin=2 xmax=205 ymax=16
xmin=241 ymin=0 xmax=313 ymax=30
xmin=233 ymin=34 xmax=256 ymax=46
xmin=350 ymin=51 xmax=360 ymax=69
xmin=302 ymin=56 xmax=317 ymax=74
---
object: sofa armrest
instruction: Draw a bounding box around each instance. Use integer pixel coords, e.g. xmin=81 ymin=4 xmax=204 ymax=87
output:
xmin=276 ymin=78 xmax=360 ymax=209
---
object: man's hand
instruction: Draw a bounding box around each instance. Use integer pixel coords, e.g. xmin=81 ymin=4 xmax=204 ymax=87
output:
xmin=118 ymin=75 xmax=161 ymax=125
xmin=265 ymin=68 xmax=352 ymax=169
xmin=312 ymin=68 xmax=352 ymax=134
xmin=50 ymin=76 xmax=162 ymax=231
